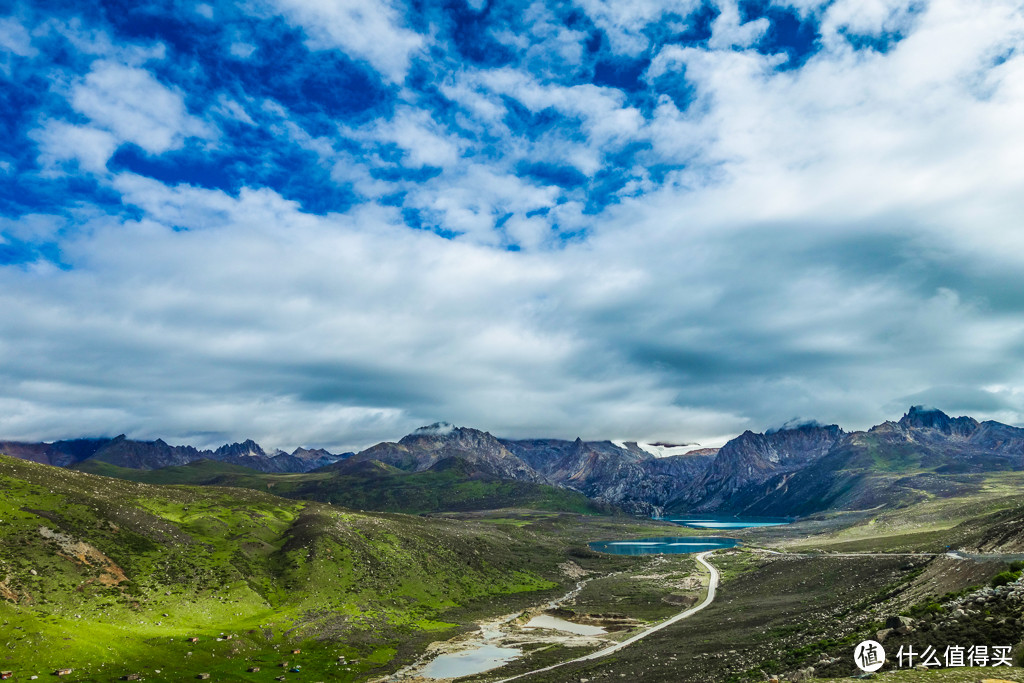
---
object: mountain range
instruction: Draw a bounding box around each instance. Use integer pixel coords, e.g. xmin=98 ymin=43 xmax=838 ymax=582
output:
xmin=0 ymin=434 xmax=350 ymax=473
xmin=3 ymin=406 xmax=1024 ymax=517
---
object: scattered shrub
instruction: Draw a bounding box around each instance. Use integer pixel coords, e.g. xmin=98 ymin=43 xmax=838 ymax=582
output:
xmin=906 ymin=601 xmax=944 ymax=617
xmin=990 ymin=570 xmax=1020 ymax=588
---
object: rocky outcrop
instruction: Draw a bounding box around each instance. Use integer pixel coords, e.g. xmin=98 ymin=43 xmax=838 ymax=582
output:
xmin=898 ymin=405 xmax=980 ymax=435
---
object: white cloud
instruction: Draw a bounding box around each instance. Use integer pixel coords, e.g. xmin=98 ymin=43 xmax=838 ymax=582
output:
xmin=212 ymin=94 xmax=256 ymax=125
xmin=501 ymin=2 xmax=589 ymax=80
xmin=0 ymin=214 xmax=65 ymax=242
xmin=708 ymin=1 xmax=770 ymax=50
xmin=9 ymin=0 xmax=1024 ymax=450
xmin=819 ymin=0 xmax=920 ymax=46
xmin=474 ymin=69 xmax=646 ymax=159
xmin=404 ymin=164 xmax=559 ymax=243
xmin=503 ymin=214 xmax=552 ymax=250
xmin=70 ymin=61 xmax=214 ymax=156
xmin=261 ymin=0 xmax=423 ymax=82
xmin=440 ymin=80 xmax=506 ymax=122
xmin=571 ymin=0 xmax=703 ymax=55
xmin=229 ymin=41 xmax=257 ymax=59
xmin=358 ymin=106 xmax=462 ymax=168
xmin=31 ymin=121 xmax=119 ymax=174
xmin=40 ymin=18 xmax=166 ymax=64
xmin=0 ymin=16 xmax=37 ymax=58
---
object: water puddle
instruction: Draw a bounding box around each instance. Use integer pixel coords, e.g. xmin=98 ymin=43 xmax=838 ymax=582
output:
xmin=523 ymin=614 xmax=606 ymax=636
xmin=386 ymin=576 xmax=611 ymax=680
xmin=386 ymin=557 xmax=705 ymax=680
xmin=419 ymin=642 xmax=521 ymax=679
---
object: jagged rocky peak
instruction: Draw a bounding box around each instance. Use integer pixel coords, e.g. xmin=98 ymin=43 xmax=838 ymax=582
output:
xmin=213 ymin=439 xmax=266 ymax=458
xmin=291 ymin=446 xmax=334 ymax=459
xmin=898 ymin=406 xmax=979 ymax=437
xmin=723 ymin=421 xmax=844 ymax=462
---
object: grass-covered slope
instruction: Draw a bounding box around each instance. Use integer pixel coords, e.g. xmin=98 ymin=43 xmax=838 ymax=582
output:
xmin=74 ymin=456 xmax=611 ymax=514
xmin=0 ymin=455 xmax=582 ymax=681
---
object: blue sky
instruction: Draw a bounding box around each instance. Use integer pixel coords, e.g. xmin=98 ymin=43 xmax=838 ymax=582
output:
xmin=3 ymin=0 xmax=1024 ymax=451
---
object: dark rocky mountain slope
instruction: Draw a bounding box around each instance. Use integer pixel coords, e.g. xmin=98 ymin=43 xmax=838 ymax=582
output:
xmin=673 ymin=423 xmax=845 ymax=512
xmin=502 ymin=437 xmax=715 ymax=515
xmin=712 ymin=407 xmax=1024 ymax=516
xmin=0 ymin=438 xmax=109 ymax=467
xmin=336 ymin=422 xmax=544 ymax=482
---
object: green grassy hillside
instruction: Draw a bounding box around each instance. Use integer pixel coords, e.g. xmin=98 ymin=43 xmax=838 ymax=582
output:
xmin=74 ymin=456 xmax=611 ymax=515
xmin=0 ymin=455 xmax=610 ymax=681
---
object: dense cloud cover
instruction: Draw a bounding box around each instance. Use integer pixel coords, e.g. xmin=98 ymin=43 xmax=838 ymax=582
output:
xmin=2 ymin=0 xmax=1024 ymax=451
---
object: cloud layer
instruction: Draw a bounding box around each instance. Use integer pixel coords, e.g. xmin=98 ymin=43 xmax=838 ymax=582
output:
xmin=2 ymin=0 xmax=1024 ymax=451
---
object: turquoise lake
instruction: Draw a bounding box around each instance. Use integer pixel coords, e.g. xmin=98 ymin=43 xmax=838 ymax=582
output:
xmin=659 ymin=514 xmax=791 ymax=529
xmin=589 ymin=536 xmax=739 ymax=555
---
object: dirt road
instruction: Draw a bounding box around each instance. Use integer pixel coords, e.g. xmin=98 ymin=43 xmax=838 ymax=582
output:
xmin=493 ymin=550 xmax=720 ymax=682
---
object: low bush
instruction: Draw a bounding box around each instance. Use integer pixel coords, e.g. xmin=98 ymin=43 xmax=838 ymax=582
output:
xmin=991 ymin=570 xmax=1022 ymax=588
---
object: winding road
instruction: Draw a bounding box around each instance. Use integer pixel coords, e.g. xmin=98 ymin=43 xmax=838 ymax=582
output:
xmin=493 ymin=551 xmax=720 ymax=682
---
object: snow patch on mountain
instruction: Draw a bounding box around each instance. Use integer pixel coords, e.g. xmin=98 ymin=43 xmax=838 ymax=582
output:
xmin=610 ymin=440 xmax=699 ymax=458
xmin=636 ymin=442 xmax=698 ymax=458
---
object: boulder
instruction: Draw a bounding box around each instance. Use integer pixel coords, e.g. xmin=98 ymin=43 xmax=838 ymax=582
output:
xmin=789 ymin=666 xmax=815 ymax=681
xmin=885 ymin=615 xmax=914 ymax=629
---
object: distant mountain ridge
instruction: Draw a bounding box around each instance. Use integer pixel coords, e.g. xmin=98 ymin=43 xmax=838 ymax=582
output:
xmin=5 ymin=406 xmax=1024 ymax=518
xmin=700 ymin=406 xmax=1024 ymax=516
xmin=0 ymin=435 xmax=350 ymax=473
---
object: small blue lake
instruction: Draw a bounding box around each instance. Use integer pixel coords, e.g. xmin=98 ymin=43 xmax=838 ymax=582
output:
xmin=589 ymin=536 xmax=739 ymax=555
xmin=659 ymin=514 xmax=791 ymax=529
